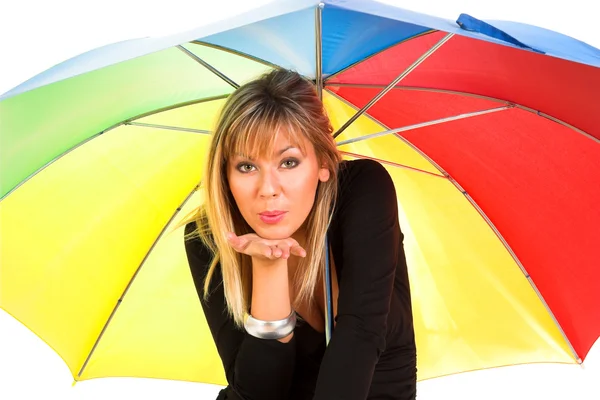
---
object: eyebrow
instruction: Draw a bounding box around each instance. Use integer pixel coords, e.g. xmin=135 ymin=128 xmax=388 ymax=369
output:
xmin=277 ymin=146 xmax=297 ymax=155
xmin=233 ymin=146 xmax=298 ymax=159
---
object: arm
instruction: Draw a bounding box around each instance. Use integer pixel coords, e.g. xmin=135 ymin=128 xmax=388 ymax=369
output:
xmin=184 ymin=223 xmax=296 ymax=400
xmin=251 ymin=256 xmax=295 ymax=343
xmin=313 ymin=160 xmax=407 ymax=400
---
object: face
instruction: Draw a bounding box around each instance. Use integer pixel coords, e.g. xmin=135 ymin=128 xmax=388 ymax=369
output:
xmin=227 ymin=130 xmax=330 ymax=241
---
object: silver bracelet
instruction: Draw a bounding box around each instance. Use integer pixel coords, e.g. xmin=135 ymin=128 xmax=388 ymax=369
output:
xmin=243 ymin=310 xmax=297 ymax=340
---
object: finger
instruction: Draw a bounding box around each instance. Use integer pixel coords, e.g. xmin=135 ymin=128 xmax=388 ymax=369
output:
xmin=284 ymin=238 xmax=300 ymax=248
xmin=276 ymin=242 xmax=292 ymax=259
xmin=253 ymin=242 xmax=276 ymax=259
xmin=290 ymin=245 xmax=307 ymax=258
xmin=279 ymin=239 xmax=299 ymax=259
xmin=225 ymin=232 xmax=239 ymax=248
xmin=226 ymin=232 xmax=247 ymax=252
xmin=226 ymin=232 xmax=236 ymax=241
xmin=271 ymin=245 xmax=283 ymax=259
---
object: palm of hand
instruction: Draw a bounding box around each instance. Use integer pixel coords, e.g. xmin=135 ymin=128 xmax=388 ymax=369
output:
xmin=226 ymin=232 xmax=306 ymax=260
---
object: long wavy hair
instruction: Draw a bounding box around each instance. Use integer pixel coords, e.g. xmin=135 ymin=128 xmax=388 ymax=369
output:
xmin=186 ymin=69 xmax=341 ymax=327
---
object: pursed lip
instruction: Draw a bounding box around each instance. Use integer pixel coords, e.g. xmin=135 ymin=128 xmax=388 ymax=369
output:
xmin=259 ymin=210 xmax=286 ymax=217
xmin=258 ymin=210 xmax=287 ymax=225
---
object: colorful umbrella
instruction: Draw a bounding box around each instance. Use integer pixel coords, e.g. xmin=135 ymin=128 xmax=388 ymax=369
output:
xmin=1 ymin=0 xmax=599 ymax=387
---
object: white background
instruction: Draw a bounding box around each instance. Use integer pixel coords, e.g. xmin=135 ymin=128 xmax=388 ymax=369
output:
xmin=1 ymin=1 xmax=599 ymax=399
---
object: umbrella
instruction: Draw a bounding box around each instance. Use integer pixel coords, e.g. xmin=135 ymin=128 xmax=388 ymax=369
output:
xmin=1 ymin=0 xmax=599 ymax=387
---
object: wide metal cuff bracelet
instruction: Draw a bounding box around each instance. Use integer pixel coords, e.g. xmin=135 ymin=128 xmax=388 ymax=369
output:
xmin=243 ymin=310 xmax=297 ymax=340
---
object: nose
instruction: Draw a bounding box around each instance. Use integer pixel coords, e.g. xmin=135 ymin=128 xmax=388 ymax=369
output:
xmin=258 ymin=169 xmax=281 ymax=198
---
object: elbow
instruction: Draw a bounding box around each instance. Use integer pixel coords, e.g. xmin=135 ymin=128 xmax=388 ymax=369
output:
xmin=229 ymin=337 xmax=296 ymax=400
xmin=335 ymin=314 xmax=387 ymax=356
xmin=230 ymin=375 xmax=293 ymax=400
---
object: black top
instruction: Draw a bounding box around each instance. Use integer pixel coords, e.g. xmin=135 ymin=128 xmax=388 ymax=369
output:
xmin=184 ymin=159 xmax=416 ymax=400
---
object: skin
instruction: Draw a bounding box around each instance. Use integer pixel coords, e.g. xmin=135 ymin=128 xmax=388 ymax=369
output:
xmin=227 ymin=131 xmax=330 ymax=244
xmin=226 ymin=129 xmax=331 ymax=342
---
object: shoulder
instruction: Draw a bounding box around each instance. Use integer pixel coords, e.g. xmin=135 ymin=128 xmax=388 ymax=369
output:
xmin=332 ymin=158 xmax=399 ymax=224
xmin=184 ymin=220 xmax=215 ymax=281
xmin=184 ymin=220 xmax=197 ymax=236
xmin=337 ymin=158 xmax=395 ymax=196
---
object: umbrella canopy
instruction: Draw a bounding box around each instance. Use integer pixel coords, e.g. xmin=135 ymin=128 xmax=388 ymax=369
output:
xmin=1 ymin=0 xmax=599 ymax=386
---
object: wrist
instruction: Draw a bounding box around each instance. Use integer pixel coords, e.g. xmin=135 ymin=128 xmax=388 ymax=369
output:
xmin=251 ymin=257 xmax=289 ymax=296
xmin=251 ymin=255 xmax=288 ymax=270
xmin=244 ymin=310 xmax=297 ymax=340
xmin=250 ymin=257 xmax=291 ymax=322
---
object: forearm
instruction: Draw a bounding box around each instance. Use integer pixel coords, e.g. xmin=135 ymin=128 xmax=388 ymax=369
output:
xmin=225 ymin=257 xmax=295 ymax=399
xmin=200 ymin=258 xmax=296 ymax=398
xmin=232 ymin=332 xmax=296 ymax=399
xmin=186 ymin=225 xmax=297 ymax=399
xmin=313 ymin=316 xmax=382 ymax=400
xmin=250 ymin=257 xmax=294 ymax=343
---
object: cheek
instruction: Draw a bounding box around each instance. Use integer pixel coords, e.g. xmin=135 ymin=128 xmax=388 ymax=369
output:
xmin=228 ymin=177 xmax=252 ymax=212
xmin=289 ymin=171 xmax=320 ymax=211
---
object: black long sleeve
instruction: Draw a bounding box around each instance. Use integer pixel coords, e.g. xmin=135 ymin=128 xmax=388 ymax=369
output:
xmin=184 ymin=159 xmax=416 ymax=400
xmin=313 ymin=159 xmax=409 ymax=400
xmin=184 ymin=224 xmax=297 ymax=400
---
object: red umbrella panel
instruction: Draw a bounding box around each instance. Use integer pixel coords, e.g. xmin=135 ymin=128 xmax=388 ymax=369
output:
xmin=327 ymin=30 xmax=600 ymax=362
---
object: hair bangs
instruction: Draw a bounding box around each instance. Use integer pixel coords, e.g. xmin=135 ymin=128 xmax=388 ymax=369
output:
xmin=224 ymin=107 xmax=309 ymax=161
xmin=188 ymin=69 xmax=342 ymax=327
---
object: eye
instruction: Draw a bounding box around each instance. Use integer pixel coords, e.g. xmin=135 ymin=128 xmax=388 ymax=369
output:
xmin=281 ymin=158 xmax=299 ymax=169
xmin=236 ymin=163 xmax=256 ymax=173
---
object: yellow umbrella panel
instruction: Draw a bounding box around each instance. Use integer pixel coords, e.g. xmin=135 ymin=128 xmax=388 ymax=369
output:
xmin=0 ymin=90 xmax=573 ymax=385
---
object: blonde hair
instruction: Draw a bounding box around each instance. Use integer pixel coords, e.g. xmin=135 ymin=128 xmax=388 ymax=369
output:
xmin=186 ymin=69 xmax=341 ymax=326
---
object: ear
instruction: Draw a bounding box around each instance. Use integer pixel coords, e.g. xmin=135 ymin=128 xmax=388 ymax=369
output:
xmin=318 ymin=166 xmax=330 ymax=182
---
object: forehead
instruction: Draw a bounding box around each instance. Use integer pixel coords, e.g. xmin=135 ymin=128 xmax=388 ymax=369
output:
xmin=231 ymin=125 xmax=311 ymax=159
xmin=270 ymin=129 xmax=308 ymax=151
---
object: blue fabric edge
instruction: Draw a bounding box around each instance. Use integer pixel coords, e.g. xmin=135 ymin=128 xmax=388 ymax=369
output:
xmin=2 ymin=0 xmax=599 ymax=101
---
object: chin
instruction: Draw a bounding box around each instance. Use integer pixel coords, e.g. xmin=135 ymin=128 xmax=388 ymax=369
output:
xmin=254 ymin=225 xmax=297 ymax=240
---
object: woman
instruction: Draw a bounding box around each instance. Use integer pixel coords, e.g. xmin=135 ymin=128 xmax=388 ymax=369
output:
xmin=184 ymin=69 xmax=416 ymax=400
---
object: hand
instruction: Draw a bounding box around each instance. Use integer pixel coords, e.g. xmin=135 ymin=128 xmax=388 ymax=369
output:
xmin=226 ymin=232 xmax=307 ymax=261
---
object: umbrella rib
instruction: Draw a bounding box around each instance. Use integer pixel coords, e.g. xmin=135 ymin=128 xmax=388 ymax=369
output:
xmin=446 ymin=175 xmax=583 ymax=364
xmin=514 ymin=104 xmax=600 ymax=145
xmin=327 ymin=87 xmax=457 ymax=181
xmin=328 ymin=87 xmax=581 ymax=362
xmin=77 ymin=186 xmax=200 ymax=378
xmin=325 ymin=88 xmax=393 ymax=130
xmin=126 ymin=121 xmax=211 ymax=135
xmin=390 ymin=123 xmax=583 ymax=363
xmin=127 ymin=94 xmax=230 ymax=123
xmin=327 ymin=87 xmax=451 ymax=177
xmin=327 ymin=84 xmax=600 ymax=145
xmin=315 ymin=2 xmax=334 ymax=346
xmin=335 ymin=105 xmax=511 ymax=146
xmin=0 ymin=130 xmax=107 ymax=203
xmin=315 ymin=3 xmax=324 ymax=100
xmin=323 ymin=30 xmax=436 ymax=83
xmin=385 ymin=120 xmax=584 ymax=365
xmin=339 ymin=151 xmax=445 ymax=178
xmin=0 ymin=95 xmax=228 ymax=203
xmin=388 ymin=129 xmax=583 ymax=364
xmin=177 ymin=45 xmax=240 ymax=89
xmin=190 ymin=40 xmax=281 ymax=70
xmin=332 ymin=32 xmax=454 ymax=139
